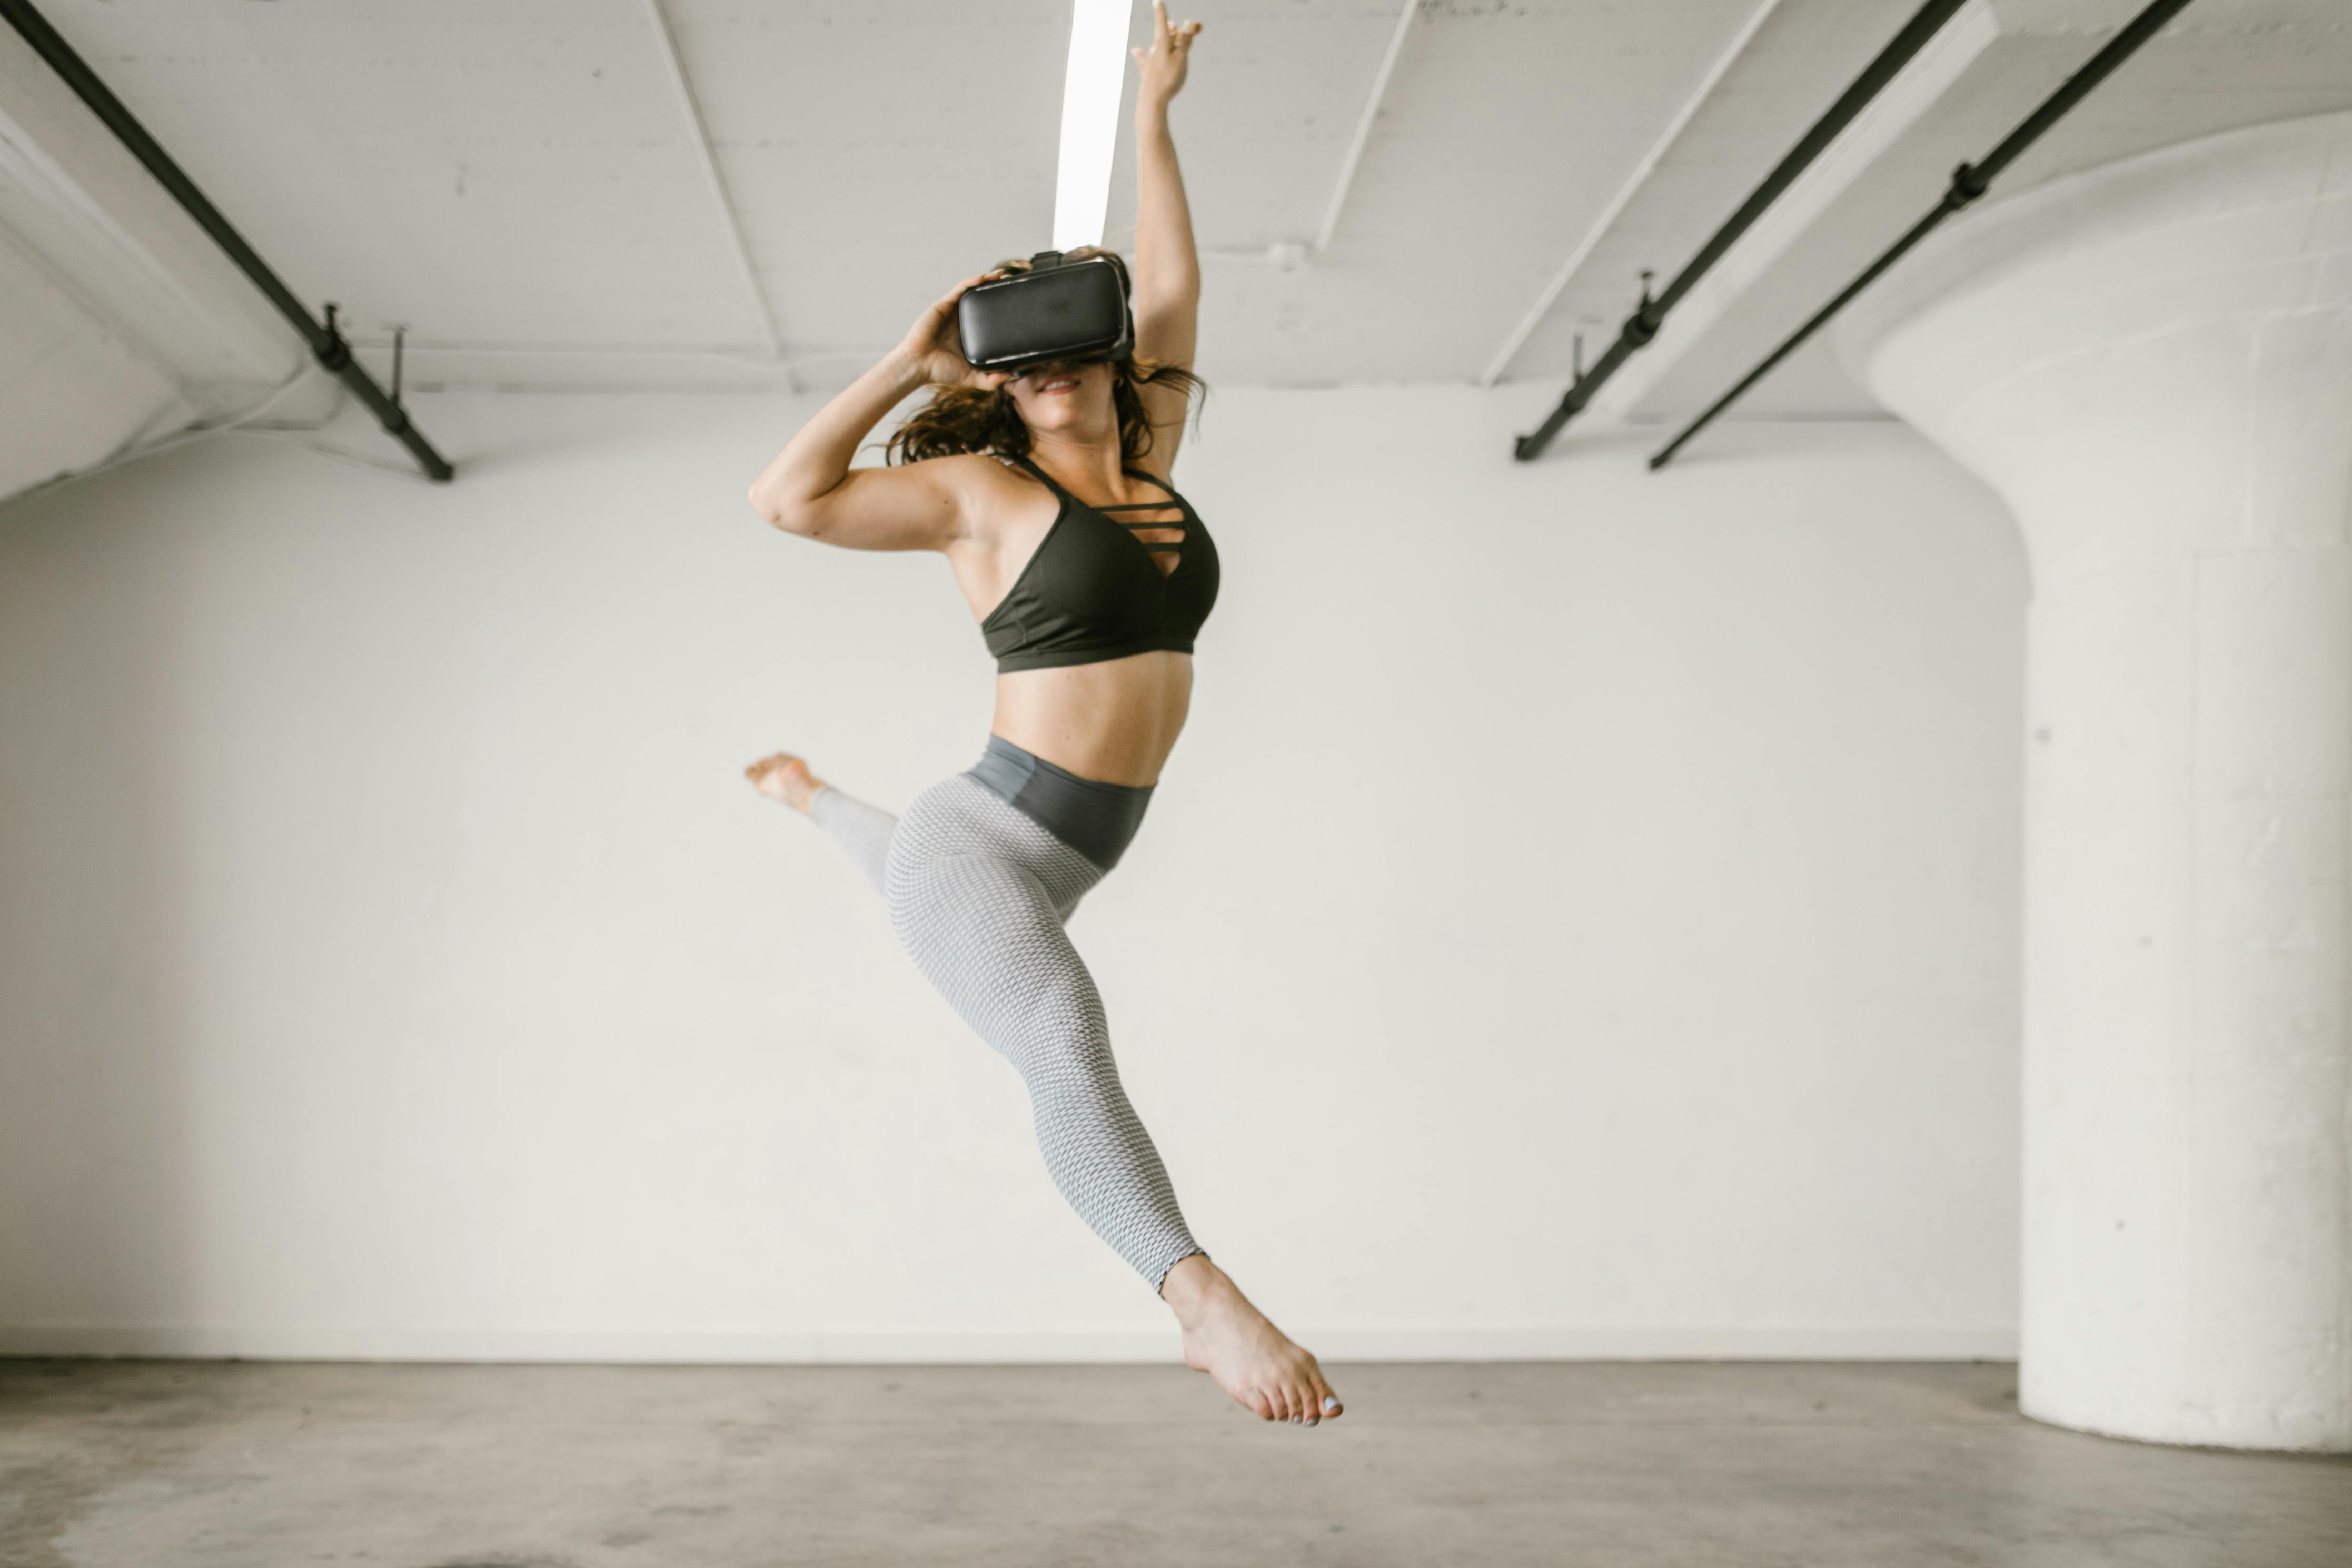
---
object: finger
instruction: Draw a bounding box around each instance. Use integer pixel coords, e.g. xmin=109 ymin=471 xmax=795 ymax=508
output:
xmin=937 ymin=273 xmax=987 ymax=307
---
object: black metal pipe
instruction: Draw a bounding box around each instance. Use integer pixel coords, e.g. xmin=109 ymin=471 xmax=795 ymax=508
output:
xmin=0 ymin=0 xmax=453 ymax=482
xmin=1650 ymin=0 xmax=2196 ymax=471
xmin=1513 ymin=0 xmax=1974 ymax=463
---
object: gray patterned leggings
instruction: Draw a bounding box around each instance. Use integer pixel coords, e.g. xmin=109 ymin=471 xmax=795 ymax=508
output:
xmin=809 ymin=774 xmax=1205 ymax=1289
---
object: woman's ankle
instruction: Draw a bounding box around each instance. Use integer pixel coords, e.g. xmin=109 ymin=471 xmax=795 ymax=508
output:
xmin=1159 ymin=1252 xmax=1222 ymax=1321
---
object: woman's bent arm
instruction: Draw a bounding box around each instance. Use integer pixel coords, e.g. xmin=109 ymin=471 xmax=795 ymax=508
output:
xmin=748 ymin=273 xmax=1006 ymax=551
xmin=747 ymin=350 xmax=949 ymax=550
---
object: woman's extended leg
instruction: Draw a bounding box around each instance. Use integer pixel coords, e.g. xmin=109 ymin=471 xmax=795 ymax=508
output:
xmin=882 ymin=779 xmax=1200 ymax=1286
xmin=755 ymin=758 xmax=1190 ymax=1272
xmin=810 ymin=787 xmax=896 ymax=896
xmin=746 ymin=753 xmax=895 ymax=896
xmin=748 ymin=753 xmax=1344 ymax=1425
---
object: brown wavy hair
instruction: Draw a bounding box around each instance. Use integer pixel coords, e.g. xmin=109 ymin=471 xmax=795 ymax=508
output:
xmin=886 ymin=246 xmax=1205 ymax=466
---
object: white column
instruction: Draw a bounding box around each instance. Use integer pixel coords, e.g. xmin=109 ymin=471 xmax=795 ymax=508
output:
xmin=1840 ymin=113 xmax=2352 ymax=1453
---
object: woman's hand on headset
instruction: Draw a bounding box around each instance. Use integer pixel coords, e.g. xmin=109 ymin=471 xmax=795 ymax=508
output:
xmin=895 ymin=273 xmax=1011 ymax=391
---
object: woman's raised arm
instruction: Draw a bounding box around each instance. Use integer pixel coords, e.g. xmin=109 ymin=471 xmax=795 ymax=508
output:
xmin=1129 ymin=4 xmax=1202 ymax=469
xmin=747 ymin=274 xmax=1007 ymax=550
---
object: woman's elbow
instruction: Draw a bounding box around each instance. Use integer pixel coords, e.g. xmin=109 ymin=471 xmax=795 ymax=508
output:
xmin=748 ymin=482 xmax=809 ymax=535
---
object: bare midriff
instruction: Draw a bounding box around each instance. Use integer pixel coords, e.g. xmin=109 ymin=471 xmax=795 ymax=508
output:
xmin=990 ymin=650 xmax=1194 ymax=787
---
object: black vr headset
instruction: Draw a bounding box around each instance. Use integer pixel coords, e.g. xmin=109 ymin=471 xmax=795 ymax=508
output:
xmin=957 ymin=250 xmax=1134 ymax=374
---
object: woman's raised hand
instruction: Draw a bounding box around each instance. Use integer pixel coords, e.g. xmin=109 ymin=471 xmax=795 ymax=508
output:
xmin=896 ymin=273 xmax=1010 ymax=391
xmin=1133 ymin=1 xmax=1201 ymax=112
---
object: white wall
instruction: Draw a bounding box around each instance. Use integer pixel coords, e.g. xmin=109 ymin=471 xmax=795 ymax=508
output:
xmin=0 ymin=387 xmax=2026 ymax=1362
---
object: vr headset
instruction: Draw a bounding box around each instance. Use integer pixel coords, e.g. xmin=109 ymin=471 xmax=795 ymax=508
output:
xmin=957 ymin=251 xmax=1134 ymax=374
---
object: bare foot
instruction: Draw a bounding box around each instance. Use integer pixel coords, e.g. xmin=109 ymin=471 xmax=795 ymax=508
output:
xmin=744 ymin=751 xmax=826 ymax=813
xmin=1160 ymin=1254 xmax=1343 ymax=1426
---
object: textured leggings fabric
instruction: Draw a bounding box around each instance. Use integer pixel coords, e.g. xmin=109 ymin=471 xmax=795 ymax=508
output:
xmin=809 ymin=778 xmax=1204 ymax=1288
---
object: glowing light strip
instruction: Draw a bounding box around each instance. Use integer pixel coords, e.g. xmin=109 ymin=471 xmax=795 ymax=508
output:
xmin=1051 ymin=0 xmax=1132 ymax=251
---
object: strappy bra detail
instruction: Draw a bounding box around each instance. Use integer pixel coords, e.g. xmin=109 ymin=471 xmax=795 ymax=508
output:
xmin=979 ymin=452 xmax=1221 ymax=674
xmin=1094 ymin=495 xmax=1187 ymax=553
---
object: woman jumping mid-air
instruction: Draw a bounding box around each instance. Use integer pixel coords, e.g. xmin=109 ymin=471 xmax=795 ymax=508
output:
xmin=741 ymin=8 xmax=1340 ymax=1427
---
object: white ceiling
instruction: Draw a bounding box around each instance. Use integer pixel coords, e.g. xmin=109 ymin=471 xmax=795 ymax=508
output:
xmin=2 ymin=0 xmax=2348 ymax=493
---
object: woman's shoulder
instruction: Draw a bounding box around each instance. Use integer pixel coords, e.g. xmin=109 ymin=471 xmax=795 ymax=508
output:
xmin=896 ymin=450 xmax=1034 ymax=497
xmin=904 ymin=451 xmax=1057 ymax=546
xmin=897 ymin=450 xmax=1005 ymax=473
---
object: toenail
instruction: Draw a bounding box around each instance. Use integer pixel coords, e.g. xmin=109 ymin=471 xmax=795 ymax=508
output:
xmin=1322 ymin=1396 xmax=1339 ymax=1412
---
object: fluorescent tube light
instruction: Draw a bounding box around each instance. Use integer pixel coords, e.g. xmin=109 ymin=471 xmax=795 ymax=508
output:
xmin=1051 ymin=0 xmax=1130 ymax=251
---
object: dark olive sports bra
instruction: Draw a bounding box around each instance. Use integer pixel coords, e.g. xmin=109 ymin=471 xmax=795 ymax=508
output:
xmin=980 ymin=453 xmax=1220 ymax=674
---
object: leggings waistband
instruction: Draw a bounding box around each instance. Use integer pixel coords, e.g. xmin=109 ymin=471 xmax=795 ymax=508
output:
xmin=966 ymin=734 xmax=1153 ymax=872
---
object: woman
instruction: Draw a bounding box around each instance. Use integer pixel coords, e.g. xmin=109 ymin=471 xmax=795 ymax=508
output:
xmin=741 ymin=7 xmax=1340 ymax=1428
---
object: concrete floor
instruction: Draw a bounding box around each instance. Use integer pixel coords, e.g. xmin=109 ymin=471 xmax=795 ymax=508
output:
xmin=2 ymin=1360 xmax=2347 ymax=1567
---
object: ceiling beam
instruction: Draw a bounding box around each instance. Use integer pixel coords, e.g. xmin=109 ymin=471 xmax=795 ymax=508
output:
xmin=0 ymin=0 xmax=451 ymax=481
xmin=0 ymin=19 xmax=297 ymax=401
xmin=1314 ymin=0 xmax=1418 ymax=254
xmin=1650 ymin=0 xmax=2199 ymax=468
xmin=642 ymin=0 xmax=787 ymax=377
xmin=1480 ymin=0 xmax=1787 ymax=388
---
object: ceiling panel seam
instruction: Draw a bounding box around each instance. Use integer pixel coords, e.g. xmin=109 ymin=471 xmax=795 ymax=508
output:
xmin=642 ymin=0 xmax=787 ymax=382
xmin=1202 ymin=0 xmax=1416 ymax=271
xmin=1478 ymin=0 xmax=1788 ymax=388
xmin=1315 ymin=0 xmax=1418 ymax=254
